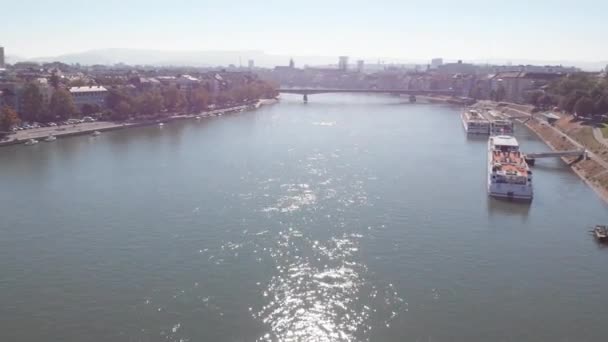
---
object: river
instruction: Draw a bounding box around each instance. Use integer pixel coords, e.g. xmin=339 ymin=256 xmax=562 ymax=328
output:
xmin=1 ymin=93 xmax=607 ymax=342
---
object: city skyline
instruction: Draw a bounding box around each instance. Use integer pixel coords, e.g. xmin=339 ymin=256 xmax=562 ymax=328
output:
xmin=2 ymin=0 xmax=607 ymax=63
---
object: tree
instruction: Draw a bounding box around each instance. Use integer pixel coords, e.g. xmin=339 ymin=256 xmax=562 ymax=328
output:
xmin=135 ymin=90 xmax=164 ymax=116
xmin=594 ymin=95 xmax=608 ymax=115
xmin=49 ymin=89 xmax=78 ymax=120
xmin=495 ymin=85 xmax=506 ymax=102
xmin=50 ymin=74 xmax=61 ymax=89
xmin=189 ymin=88 xmax=210 ymax=112
xmin=525 ymin=90 xmax=544 ymax=106
xmin=162 ymin=85 xmax=185 ymax=111
xmin=538 ymin=94 xmax=554 ymax=110
xmin=0 ymin=106 xmax=21 ymax=131
xmin=106 ymin=88 xmax=133 ymax=112
xmin=110 ymin=101 xmax=133 ymax=121
xmin=559 ymin=92 xmax=583 ymax=113
xmin=81 ymin=104 xmax=101 ymax=116
xmin=215 ymin=91 xmax=233 ymax=106
xmin=573 ymin=97 xmax=595 ymax=116
xmin=20 ymin=83 xmax=45 ymax=122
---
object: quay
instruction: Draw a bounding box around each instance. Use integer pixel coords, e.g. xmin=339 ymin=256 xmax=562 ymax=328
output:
xmin=0 ymin=101 xmax=272 ymax=147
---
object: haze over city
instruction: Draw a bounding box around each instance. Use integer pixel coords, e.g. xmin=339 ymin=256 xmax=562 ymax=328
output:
xmin=2 ymin=0 xmax=607 ymax=68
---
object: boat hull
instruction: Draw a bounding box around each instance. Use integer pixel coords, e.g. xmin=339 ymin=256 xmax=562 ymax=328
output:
xmin=461 ymin=112 xmax=490 ymax=134
xmin=487 ymin=182 xmax=533 ymax=200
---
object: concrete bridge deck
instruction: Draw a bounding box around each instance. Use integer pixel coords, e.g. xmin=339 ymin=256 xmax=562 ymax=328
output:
xmin=278 ymin=88 xmax=456 ymax=96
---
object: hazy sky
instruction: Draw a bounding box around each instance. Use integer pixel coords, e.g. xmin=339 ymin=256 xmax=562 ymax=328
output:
xmin=1 ymin=0 xmax=607 ymax=62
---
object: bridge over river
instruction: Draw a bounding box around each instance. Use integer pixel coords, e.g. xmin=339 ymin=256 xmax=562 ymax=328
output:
xmin=278 ymin=88 xmax=456 ymax=102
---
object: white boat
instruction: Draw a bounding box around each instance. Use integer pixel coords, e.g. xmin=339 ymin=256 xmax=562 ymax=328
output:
xmin=490 ymin=119 xmax=514 ymax=135
xmin=461 ymin=109 xmax=490 ymax=134
xmin=43 ymin=134 xmax=56 ymax=142
xmin=91 ymin=131 xmax=101 ymax=136
xmin=158 ymin=123 xmax=164 ymax=127
xmin=488 ymin=135 xmax=533 ymax=200
xmin=24 ymin=138 xmax=38 ymax=146
xmin=195 ymin=116 xmax=201 ymax=120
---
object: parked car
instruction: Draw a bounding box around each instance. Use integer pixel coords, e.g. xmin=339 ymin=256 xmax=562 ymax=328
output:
xmin=48 ymin=122 xmax=57 ymax=127
xmin=82 ymin=116 xmax=95 ymax=123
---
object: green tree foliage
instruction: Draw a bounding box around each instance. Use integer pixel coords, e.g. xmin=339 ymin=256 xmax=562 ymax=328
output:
xmin=162 ymin=85 xmax=186 ymax=111
xmin=573 ymin=97 xmax=595 ymax=116
xmin=50 ymin=74 xmax=61 ymax=89
xmin=538 ymin=94 xmax=554 ymax=109
xmin=135 ymin=90 xmax=164 ymax=115
xmin=548 ymin=74 xmax=608 ymax=114
xmin=525 ymin=90 xmax=544 ymax=106
xmin=111 ymin=101 xmax=133 ymax=121
xmin=69 ymin=79 xmax=87 ymax=87
xmin=20 ymin=83 xmax=45 ymax=122
xmin=81 ymin=104 xmax=101 ymax=116
xmin=594 ymin=95 xmax=608 ymax=115
xmin=559 ymin=91 xmax=584 ymax=113
xmin=106 ymin=88 xmax=133 ymax=112
xmin=49 ymin=89 xmax=78 ymax=120
xmin=0 ymin=106 xmax=21 ymax=131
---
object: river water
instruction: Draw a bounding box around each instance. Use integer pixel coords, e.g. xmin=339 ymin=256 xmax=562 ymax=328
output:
xmin=1 ymin=94 xmax=607 ymax=342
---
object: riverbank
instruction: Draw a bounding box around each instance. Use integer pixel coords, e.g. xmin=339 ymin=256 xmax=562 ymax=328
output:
xmin=473 ymin=101 xmax=608 ymax=203
xmin=0 ymin=99 xmax=277 ymax=147
xmin=418 ymin=94 xmax=475 ymax=106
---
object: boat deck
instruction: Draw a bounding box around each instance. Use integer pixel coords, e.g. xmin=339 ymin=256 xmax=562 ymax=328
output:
xmin=492 ymin=150 xmax=529 ymax=176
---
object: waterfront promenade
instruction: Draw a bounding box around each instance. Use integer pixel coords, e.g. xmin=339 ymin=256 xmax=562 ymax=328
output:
xmin=0 ymin=100 xmax=275 ymax=147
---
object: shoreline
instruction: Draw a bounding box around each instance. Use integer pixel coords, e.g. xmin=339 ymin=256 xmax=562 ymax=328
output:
xmin=474 ymin=101 xmax=608 ymax=204
xmin=0 ymin=99 xmax=277 ymax=147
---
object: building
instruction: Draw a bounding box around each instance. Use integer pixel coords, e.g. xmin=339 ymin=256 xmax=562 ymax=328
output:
xmin=69 ymin=85 xmax=108 ymax=109
xmin=338 ymin=56 xmax=349 ymax=71
xmin=438 ymin=60 xmax=477 ymax=74
xmin=0 ymin=46 xmax=4 ymax=68
xmin=431 ymin=58 xmax=443 ymax=69
xmin=356 ymin=60 xmax=365 ymax=73
xmin=248 ymin=59 xmax=255 ymax=70
xmin=489 ymin=72 xmax=562 ymax=103
xmin=289 ymin=58 xmax=295 ymax=69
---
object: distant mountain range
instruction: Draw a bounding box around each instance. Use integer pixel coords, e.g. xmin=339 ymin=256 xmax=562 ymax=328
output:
xmin=18 ymin=49 xmax=337 ymax=68
xmin=8 ymin=48 xmax=608 ymax=71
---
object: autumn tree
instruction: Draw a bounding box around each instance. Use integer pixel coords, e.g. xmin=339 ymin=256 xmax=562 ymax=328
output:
xmin=0 ymin=106 xmax=21 ymax=131
xmin=49 ymin=89 xmax=78 ymax=120
xmin=189 ymin=88 xmax=210 ymax=112
xmin=162 ymin=85 xmax=186 ymax=111
xmin=20 ymin=83 xmax=45 ymax=122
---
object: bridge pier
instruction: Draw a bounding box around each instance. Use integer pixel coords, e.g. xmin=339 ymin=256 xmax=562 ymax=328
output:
xmin=303 ymin=94 xmax=308 ymax=103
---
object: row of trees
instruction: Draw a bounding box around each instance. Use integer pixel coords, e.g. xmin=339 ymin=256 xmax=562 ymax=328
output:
xmin=535 ymin=74 xmax=608 ymax=116
xmin=12 ymin=78 xmax=278 ymax=124
xmin=19 ymin=83 xmax=78 ymax=123
xmin=104 ymin=80 xmax=278 ymax=121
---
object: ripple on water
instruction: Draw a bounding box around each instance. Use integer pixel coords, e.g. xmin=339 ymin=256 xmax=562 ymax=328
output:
xmin=250 ymin=230 xmax=407 ymax=342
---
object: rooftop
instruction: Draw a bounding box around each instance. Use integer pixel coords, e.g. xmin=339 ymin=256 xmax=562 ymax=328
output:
xmin=69 ymin=85 xmax=107 ymax=93
xmin=492 ymin=135 xmax=519 ymax=147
